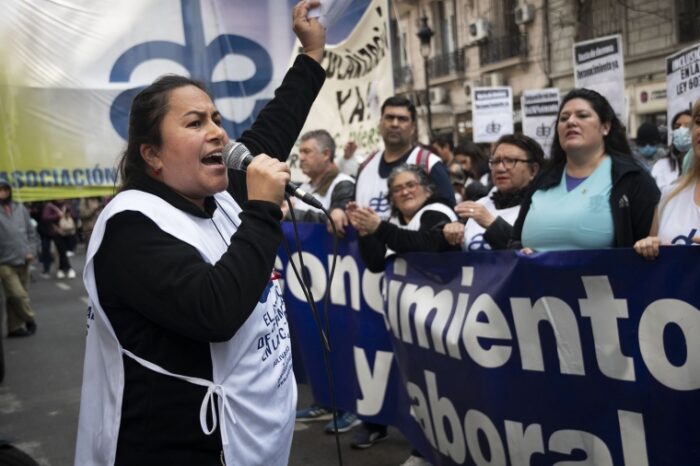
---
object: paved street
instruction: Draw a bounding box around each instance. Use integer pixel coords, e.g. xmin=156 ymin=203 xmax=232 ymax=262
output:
xmin=0 ymin=248 xmax=411 ymax=466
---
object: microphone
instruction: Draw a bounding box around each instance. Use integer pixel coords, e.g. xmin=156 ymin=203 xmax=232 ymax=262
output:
xmin=222 ymin=141 xmax=323 ymax=210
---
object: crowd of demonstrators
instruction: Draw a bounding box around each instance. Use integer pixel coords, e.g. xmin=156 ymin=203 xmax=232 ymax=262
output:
xmin=282 ymin=129 xmax=354 ymax=238
xmin=635 ymin=98 xmax=700 ymax=259
xmin=512 ymin=88 xmax=660 ymax=252
xmin=652 ymin=109 xmax=692 ymax=190
xmin=285 ymin=129 xmax=360 ymax=433
xmin=443 ymin=134 xmax=544 ymax=251
xmin=73 ymin=2 xmax=326 ymax=465
xmin=632 ymin=121 xmax=666 ymax=168
xmin=25 ymin=197 xmax=107 ymax=279
xmin=0 ymin=181 xmax=38 ymax=338
xmin=276 ymin=88 xmax=698 ymax=466
xmin=40 ymin=199 xmax=77 ymax=278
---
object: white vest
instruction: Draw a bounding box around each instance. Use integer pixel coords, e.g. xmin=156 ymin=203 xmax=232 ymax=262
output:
xmin=294 ymin=172 xmax=354 ymax=215
xmin=462 ymin=196 xmax=520 ymax=251
xmin=75 ymin=190 xmax=295 ymax=466
xmin=658 ymin=181 xmax=700 ymax=245
xmin=356 ymin=146 xmax=441 ymax=220
xmin=385 ymin=202 xmax=457 ymax=257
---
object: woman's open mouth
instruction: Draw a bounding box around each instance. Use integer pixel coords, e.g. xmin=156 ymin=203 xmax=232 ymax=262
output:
xmin=202 ymin=153 xmax=224 ymax=165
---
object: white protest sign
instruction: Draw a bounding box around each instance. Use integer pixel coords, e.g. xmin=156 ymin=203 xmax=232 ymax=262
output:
xmin=521 ymin=88 xmax=560 ymax=158
xmin=472 ymin=87 xmax=513 ymax=143
xmin=573 ymin=34 xmax=625 ymax=122
xmin=293 ymin=0 xmax=392 ymax=179
xmin=666 ymin=43 xmax=700 ymax=139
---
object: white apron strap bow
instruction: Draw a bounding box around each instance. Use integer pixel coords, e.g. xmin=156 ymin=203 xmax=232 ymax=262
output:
xmin=121 ymin=349 xmax=237 ymax=445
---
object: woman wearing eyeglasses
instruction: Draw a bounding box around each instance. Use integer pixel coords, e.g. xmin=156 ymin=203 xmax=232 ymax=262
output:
xmin=443 ymin=134 xmax=544 ymax=250
xmin=347 ymin=163 xmax=458 ymax=272
xmin=511 ymin=88 xmax=660 ymax=252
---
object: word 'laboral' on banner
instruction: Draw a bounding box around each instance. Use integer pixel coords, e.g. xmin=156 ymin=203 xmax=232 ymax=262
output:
xmin=471 ymin=87 xmax=514 ymax=143
xmin=666 ymin=42 xmax=700 ymax=141
xmin=0 ymin=0 xmax=367 ymax=202
xmin=573 ymin=34 xmax=626 ymax=122
xmin=278 ymin=223 xmax=700 ymax=466
xmin=290 ymin=0 xmax=392 ymax=181
xmin=521 ymin=88 xmax=560 ymax=158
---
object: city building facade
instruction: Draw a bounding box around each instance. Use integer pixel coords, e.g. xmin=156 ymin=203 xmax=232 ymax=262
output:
xmin=390 ymin=0 xmax=700 ymax=142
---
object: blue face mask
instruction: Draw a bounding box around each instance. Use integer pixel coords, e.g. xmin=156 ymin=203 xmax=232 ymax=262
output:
xmin=672 ymin=126 xmax=692 ymax=153
xmin=638 ymin=144 xmax=657 ymax=158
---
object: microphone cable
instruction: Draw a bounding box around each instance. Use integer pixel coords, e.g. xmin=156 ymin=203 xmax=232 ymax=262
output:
xmin=283 ymin=196 xmax=344 ymax=466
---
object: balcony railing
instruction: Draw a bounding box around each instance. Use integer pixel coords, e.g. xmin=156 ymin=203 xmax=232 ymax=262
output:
xmin=393 ymin=65 xmax=413 ymax=88
xmin=428 ymin=49 xmax=466 ymax=78
xmin=479 ymin=34 xmax=526 ymax=66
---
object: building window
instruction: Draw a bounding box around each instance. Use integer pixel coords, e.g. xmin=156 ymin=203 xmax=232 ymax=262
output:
xmin=427 ymin=1 xmax=464 ymax=78
xmin=391 ymin=18 xmax=412 ymax=87
xmin=431 ymin=0 xmax=457 ymax=55
xmin=577 ymin=0 xmax=623 ymax=41
xmin=479 ymin=0 xmax=523 ymax=65
xmin=677 ymin=0 xmax=700 ymax=43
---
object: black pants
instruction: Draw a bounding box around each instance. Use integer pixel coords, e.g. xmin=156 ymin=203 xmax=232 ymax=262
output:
xmin=52 ymin=235 xmax=72 ymax=272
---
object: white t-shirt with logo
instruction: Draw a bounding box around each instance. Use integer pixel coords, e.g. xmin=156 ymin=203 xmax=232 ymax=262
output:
xmin=658 ymin=180 xmax=700 ymax=245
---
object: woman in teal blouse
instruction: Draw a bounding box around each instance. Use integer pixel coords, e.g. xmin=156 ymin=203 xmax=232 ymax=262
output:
xmin=511 ymin=88 xmax=660 ymax=252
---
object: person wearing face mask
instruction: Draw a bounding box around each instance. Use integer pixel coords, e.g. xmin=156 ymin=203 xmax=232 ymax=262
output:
xmin=633 ymin=121 xmax=666 ymax=168
xmin=651 ymin=109 xmax=692 ymax=189
xmin=634 ymin=99 xmax=700 ymax=259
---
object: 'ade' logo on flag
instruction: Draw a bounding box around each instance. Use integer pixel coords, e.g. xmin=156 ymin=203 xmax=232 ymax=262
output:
xmin=108 ymin=0 xmax=276 ymax=140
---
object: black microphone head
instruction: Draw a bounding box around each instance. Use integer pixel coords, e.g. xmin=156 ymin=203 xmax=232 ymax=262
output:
xmin=222 ymin=141 xmax=251 ymax=170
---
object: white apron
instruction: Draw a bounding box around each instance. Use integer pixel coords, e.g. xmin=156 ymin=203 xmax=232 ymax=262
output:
xmin=293 ymin=172 xmax=354 ymax=215
xmin=75 ymin=190 xmax=296 ymax=466
xmin=385 ymin=202 xmax=457 ymax=257
xmin=356 ymin=146 xmax=441 ymax=220
xmin=462 ymin=196 xmax=520 ymax=251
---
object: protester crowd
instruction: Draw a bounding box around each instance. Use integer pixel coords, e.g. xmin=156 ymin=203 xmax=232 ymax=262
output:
xmin=0 ymin=14 xmax=698 ymax=462
xmin=1 ymin=191 xmax=108 ymax=338
xmin=1 ymin=90 xmax=697 ymax=466
xmin=291 ymin=91 xmax=700 ymax=466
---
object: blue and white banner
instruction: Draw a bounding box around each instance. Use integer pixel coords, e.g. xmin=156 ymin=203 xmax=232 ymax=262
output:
xmin=0 ymin=0 xmax=371 ymax=200
xmin=279 ymin=223 xmax=700 ymax=466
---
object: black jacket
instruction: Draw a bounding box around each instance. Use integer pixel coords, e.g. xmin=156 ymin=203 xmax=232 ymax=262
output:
xmin=511 ymin=155 xmax=660 ymax=249
xmin=94 ymin=54 xmax=325 ymax=466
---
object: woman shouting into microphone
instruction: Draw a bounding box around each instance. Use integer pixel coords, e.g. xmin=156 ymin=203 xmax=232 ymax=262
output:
xmin=74 ymin=2 xmax=325 ymax=465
